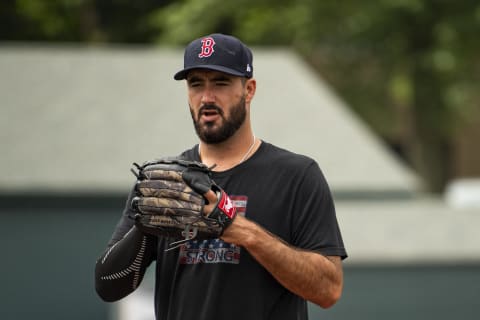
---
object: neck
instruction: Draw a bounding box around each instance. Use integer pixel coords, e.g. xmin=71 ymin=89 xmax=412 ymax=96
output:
xmin=198 ymin=131 xmax=259 ymax=171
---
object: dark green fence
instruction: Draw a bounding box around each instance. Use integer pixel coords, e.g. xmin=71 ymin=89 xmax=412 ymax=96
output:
xmin=1 ymin=195 xmax=478 ymax=320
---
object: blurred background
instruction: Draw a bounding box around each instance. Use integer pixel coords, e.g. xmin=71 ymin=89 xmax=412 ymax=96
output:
xmin=1 ymin=1 xmax=479 ymax=319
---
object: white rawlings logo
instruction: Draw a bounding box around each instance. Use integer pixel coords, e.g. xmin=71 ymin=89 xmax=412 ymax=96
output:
xmin=224 ymin=197 xmax=234 ymax=212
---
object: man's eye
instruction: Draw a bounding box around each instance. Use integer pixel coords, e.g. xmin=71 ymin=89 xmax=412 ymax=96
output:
xmin=216 ymin=81 xmax=229 ymax=86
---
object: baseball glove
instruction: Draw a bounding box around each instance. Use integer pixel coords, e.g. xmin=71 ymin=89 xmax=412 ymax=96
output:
xmin=129 ymin=157 xmax=237 ymax=247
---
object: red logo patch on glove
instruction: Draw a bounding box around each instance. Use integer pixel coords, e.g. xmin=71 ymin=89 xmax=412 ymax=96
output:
xmin=217 ymin=191 xmax=237 ymax=219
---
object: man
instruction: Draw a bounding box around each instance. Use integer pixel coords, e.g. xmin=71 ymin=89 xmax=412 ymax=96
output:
xmin=95 ymin=33 xmax=347 ymax=320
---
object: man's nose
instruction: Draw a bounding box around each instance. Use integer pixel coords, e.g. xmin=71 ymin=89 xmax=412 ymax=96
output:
xmin=201 ymin=86 xmax=216 ymax=104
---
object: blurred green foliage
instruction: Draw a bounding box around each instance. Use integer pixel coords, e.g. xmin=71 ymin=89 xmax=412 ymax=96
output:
xmin=2 ymin=0 xmax=479 ymax=191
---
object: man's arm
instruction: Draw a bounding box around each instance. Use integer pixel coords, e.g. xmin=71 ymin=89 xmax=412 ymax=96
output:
xmin=221 ymin=215 xmax=343 ymax=309
xmin=95 ymin=225 xmax=156 ymax=302
xmin=95 ymin=188 xmax=157 ymax=302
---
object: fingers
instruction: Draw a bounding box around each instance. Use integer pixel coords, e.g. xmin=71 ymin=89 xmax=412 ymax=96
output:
xmin=203 ymin=190 xmax=218 ymax=216
xmin=204 ymin=189 xmax=218 ymax=204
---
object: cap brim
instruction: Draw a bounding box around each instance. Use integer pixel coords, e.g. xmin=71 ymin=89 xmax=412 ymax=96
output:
xmin=174 ymin=65 xmax=246 ymax=80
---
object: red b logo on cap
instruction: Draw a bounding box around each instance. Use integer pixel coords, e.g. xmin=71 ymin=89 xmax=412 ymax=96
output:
xmin=198 ymin=37 xmax=216 ymax=58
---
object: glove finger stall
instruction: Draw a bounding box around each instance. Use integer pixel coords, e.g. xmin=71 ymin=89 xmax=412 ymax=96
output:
xmin=137 ymin=213 xmax=202 ymax=227
xmin=139 ymin=188 xmax=203 ymax=205
xmin=136 ymin=182 xmax=203 ymax=205
xmin=136 ymin=179 xmax=195 ymax=194
xmin=141 ymin=169 xmax=184 ymax=182
xmin=135 ymin=197 xmax=203 ymax=216
xmin=135 ymin=216 xmax=222 ymax=239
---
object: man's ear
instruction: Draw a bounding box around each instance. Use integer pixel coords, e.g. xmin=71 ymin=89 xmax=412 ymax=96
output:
xmin=245 ymin=78 xmax=256 ymax=103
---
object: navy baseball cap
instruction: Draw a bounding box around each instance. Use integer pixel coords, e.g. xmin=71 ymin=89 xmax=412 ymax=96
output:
xmin=174 ymin=33 xmax=253 ymax=80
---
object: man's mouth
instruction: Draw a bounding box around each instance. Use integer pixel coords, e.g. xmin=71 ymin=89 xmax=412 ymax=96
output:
xmin=199 ymin=106 xmax=222 ymax=122
xmin=202 ymin=109 xmax=218 ymax=116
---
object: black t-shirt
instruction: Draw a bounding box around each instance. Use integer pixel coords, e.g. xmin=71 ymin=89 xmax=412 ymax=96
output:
xmin=149 ymin=141 xmax=347 ymax=320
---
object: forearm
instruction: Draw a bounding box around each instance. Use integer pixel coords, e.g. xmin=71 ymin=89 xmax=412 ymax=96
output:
xmin=95 ymin=226 xmax=155 ymax=302
xmin=222 ymin=216 xmax=343 ymax=308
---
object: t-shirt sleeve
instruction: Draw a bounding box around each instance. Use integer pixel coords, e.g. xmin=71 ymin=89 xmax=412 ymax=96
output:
xmin=291 ymin=161 xmax=347 ymax=259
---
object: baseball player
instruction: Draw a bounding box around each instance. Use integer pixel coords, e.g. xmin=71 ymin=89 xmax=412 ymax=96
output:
xmin=95 ymin=33 xmax=347 ymax=320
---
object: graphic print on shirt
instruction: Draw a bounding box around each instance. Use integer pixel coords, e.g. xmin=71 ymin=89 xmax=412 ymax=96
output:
xmin=179 ymin=195 xmax=248 ymax=265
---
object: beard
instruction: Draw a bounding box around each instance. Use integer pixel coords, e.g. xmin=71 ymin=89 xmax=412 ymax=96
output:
xmin=190 ymin=96 xmax=247 ymax=144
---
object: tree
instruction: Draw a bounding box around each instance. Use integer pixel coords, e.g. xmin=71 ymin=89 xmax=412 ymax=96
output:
xmin=152 ymin=0 xmax=480 ymax=192
xmin=3 ymin=0 xmax=479 ymax=192
xmin=0 ymin=0 xmax=174 ymax=42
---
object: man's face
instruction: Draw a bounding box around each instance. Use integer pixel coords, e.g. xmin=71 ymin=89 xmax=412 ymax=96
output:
xmin=187 ymin=70 xmax=248 ymax=144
